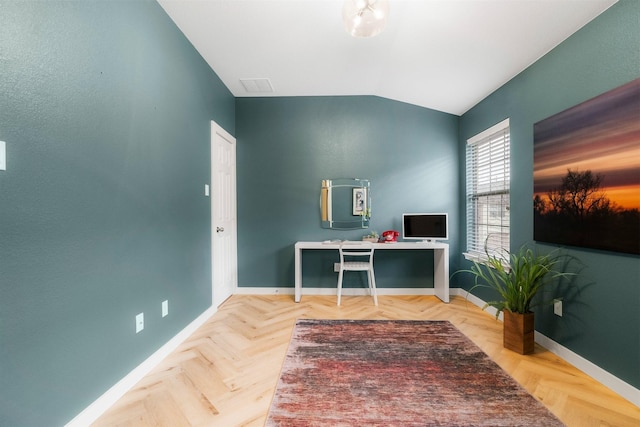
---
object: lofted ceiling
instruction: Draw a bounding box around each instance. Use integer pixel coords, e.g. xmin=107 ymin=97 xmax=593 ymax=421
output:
xmin=158 ymin=0 xmax=617 ymax=116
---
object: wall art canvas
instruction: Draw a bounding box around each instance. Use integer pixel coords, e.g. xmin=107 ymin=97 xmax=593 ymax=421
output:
xmin=533 ymin=78 xmax=640 ymax=255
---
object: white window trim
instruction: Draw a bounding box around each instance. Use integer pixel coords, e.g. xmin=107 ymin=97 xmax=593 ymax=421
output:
xmin=463 ymin=118 xmax=510 ymax=264
xmin=467 ymin=118 xmax=510 ymax=145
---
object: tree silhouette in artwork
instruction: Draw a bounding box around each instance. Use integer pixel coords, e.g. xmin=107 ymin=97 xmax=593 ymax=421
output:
xmin=534 ymin=169 xmax=639 ymax=255
xmin=546 ymin=169 xmax=615 ymax=223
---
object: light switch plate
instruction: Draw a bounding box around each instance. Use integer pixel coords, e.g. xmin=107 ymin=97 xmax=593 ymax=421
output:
xmin=0 ymin=141 xmax=6 ymax=171
xmin=136 ymin=313 xmax=144 ymax=333
xmin=162 ymin=300 xmax=168 ymax=317
xmin=205 ymin=184 xmax=210 ymax=196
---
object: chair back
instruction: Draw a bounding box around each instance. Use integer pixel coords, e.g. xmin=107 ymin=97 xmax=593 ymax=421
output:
xmin=339 ymin=242 xmax=375 ymax=266
xmin=336 ymin=241 xmax=378 ymax=306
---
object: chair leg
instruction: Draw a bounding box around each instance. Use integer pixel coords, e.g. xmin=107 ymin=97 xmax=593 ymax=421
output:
xmin=368 ymin=269 xmax=378 ymax=306
xmin=337 ymin=269 xmax=344 ymax=306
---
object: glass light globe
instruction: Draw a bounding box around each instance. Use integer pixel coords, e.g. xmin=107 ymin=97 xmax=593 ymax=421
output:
xmin=342 ymin=0 xmax=390 ymax=38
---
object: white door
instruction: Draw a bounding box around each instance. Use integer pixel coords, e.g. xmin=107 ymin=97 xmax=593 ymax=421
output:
xmin=211 ymin=121 xmax=237 ymax=308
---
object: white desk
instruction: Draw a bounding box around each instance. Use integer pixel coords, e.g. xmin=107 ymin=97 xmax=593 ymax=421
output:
xmin=294 ymin=241 xmax=449 ymax=303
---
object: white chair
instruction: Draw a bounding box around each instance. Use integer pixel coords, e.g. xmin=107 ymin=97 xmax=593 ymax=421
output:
xmin=337 ymin=242 xmax=378 ymax=306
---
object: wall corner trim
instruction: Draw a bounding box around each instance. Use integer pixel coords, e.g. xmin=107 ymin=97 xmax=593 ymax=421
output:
xmin=65 ymin=305 xmax=217 ymax=427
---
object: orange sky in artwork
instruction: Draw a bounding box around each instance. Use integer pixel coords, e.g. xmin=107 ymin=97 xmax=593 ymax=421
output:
xmin=534 ymin=146 xmax=640 ymax=210
xmin=534 ymin=185 xmax=640 ymax=210
xmin=606 ymin=186 xmax=640 ymax=209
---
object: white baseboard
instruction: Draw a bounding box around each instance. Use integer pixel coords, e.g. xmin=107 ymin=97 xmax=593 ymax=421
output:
xmin=534 ymin=332 xmax=640 ymax=407
xmin=65 ymin=305 xmax=217 ymax=427
xmin=451 ymin=288 xmax=503 ymax=320
xmin=451 ymin=288 xmax=640 ymax=407
xmin=234 ymin=286 xmax=437 ymax=296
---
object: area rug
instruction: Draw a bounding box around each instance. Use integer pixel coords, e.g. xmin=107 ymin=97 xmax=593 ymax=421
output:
xmin=266 ymin=319 xmax=564 ymax=426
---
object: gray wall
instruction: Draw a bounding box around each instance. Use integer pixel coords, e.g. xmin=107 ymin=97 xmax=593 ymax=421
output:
xmin=457 ymin=0 xmax=640 ymax=390
xmin=236 ymin=96 xmax=460 ymax=289
xmin=0 ymin=1 xmax=234 ymax=425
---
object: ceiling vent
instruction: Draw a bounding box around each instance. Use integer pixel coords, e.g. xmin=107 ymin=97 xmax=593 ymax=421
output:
xmin=240 ymin=78 xmax=274 ymax=93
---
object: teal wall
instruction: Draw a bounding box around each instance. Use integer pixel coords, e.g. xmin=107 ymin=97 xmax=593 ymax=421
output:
xmin=236 ymin=96 xmax=459 ymax=289
xmin=0 ymin=1 xmax=234 ymax=425
xmin=457 ymin=0 xmax=640 ymax=389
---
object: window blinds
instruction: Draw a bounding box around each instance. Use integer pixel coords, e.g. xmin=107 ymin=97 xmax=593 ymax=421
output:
xmin=466 ymin=119 xmax=510 ymax=257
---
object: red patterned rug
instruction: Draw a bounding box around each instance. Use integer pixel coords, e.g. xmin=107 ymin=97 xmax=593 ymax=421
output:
xmin=266 ymin=319 xmax=564 ymax=426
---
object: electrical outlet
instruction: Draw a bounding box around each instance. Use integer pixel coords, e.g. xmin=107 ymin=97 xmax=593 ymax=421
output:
xmin=334 ymin=263 xmax=341 ymax=272
xmin=162 ymin=300 xmax=169 ymax=317
xmin=553 ymin=299 xmax=563 ymax=317
xmin=136 ymin=313 xmax=144 ymax=333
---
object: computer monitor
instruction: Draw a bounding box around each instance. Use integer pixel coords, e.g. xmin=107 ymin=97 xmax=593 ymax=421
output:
xmin=402 ymin=213 xmax=448 ymax=243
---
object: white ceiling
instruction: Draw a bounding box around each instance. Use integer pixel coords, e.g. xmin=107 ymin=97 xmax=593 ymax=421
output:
xmin=158 ymin=0 xmax=617 ymax=116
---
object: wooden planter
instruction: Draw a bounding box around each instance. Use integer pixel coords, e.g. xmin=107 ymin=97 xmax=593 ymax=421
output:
xmin=503 ymin=311 xmax=535 ymax=355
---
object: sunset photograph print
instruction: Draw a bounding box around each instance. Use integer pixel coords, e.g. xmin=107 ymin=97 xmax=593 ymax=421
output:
xmin=533 ymin=78 xmax=639 ymax=255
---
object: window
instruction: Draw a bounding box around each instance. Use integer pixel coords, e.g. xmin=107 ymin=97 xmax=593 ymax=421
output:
xmin=465 ymin=119 xmax=510 ymax=259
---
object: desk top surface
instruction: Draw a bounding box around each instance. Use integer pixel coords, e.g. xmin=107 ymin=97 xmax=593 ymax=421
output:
xmin=295 ymin=241 xmax=449 ymax=249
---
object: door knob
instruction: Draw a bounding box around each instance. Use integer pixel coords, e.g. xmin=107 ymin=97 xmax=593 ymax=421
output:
xmin=216 ymin=227 xmax=225 ymax=233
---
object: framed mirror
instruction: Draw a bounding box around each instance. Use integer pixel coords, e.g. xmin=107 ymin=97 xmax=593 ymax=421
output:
xmin=321 ymin=178 xmax=370 ymax=229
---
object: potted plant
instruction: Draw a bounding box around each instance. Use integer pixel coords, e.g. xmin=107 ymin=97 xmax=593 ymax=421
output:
xmin=457 ymin=244 xmax=576 ymax=354
xmin=362 ymin=231 xmax=379 ymax=243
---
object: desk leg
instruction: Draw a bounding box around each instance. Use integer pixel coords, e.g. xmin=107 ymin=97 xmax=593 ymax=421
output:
xmin=433 ymin=247 xmax=450 ymax=303
xmin=294 ymin=247 xmax=301 ymax=303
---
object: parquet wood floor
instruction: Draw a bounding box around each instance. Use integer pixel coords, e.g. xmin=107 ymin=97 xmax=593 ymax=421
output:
xmin=92 ymin=295 xmax=640 ymax=426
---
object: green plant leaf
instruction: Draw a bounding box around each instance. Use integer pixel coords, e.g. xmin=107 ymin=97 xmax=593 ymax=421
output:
xmin=454 ymin=243 xmax=578 ymax=317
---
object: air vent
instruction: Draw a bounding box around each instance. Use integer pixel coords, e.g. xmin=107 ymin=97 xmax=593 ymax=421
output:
xmin=240 ymin=78 xmax=274 ymax=93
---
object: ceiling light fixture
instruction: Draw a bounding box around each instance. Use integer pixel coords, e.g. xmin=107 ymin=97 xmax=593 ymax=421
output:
xmin=342 ymin=0 xmax=390 ymax=38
